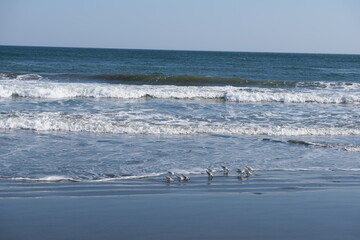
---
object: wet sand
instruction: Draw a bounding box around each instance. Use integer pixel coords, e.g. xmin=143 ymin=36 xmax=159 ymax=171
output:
xmin=1 ymin=171 xmax=360 ymax=240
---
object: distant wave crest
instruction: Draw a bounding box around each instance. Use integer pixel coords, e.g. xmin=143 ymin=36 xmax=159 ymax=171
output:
xmin=4 ymin=72 xmax=360 ymax=89
xmin=57 ymin=73 xmax=297 ymax=87
xmin=0 ymin=72 xmax=43 ymax=81
xmin=1 ymin=77 xmax=360 ymax=104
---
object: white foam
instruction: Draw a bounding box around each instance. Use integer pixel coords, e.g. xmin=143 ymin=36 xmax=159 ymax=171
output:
xmin=1 ymin=80 xmax=360 ymax=104
xmin=296 ymin=81 xmax=360 ymax=89
xmin=9 ymin=176 xmax=77 ymax=182
xmin=0 ymin=73 xmax=43 ymax=81
xmin=0 ymin=81 xmax=226 ymax=99
xmin=93 ymin=173 xmax=162 ymax=182
xmin=225 ymin=88 xmax=360 ymax=104
xmin=1 ymin=111 xmax=360 ymax=136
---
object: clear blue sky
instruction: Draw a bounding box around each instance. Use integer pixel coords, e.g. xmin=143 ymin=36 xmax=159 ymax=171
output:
xmin=1 ymin=0 xmax=359 ymax=54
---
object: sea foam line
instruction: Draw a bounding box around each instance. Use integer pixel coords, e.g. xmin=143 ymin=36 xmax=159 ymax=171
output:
xmin=1 ymin=80 xmax=360 ymax=104
xmin=1 ymin=111 xmax=360 ymax=136
xmin=3 ymin=168 xmax=360 ymax=183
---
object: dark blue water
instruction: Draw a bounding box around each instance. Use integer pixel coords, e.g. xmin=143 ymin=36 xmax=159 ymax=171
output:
xmin=1 ymin=46 xmax=360 ymax=182
xmin=1 ymin=46 xmax=360 ymax=82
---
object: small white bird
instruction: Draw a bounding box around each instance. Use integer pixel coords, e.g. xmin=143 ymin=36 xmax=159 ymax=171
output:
xmin=236 ymin=168 xmax=246 ymax=174
xmin=168 ymin=171 xmax=175 ymax=176
xmin=177 ymin=175 xmax=185 ymax=181
xmin=221 ymin=165 xmax=229 ymax=173
xmin=206 ymin=169 xmax=214 ymax=178
xmin=244 ymin=168 xmax=253 ymax=177
xmin=246 ymin=166 xmax=254 ymax=173
xmin=165 ymin=176 xmax=174 ymax=182
xmin=182 ymin=174 xmax=190 ymax=181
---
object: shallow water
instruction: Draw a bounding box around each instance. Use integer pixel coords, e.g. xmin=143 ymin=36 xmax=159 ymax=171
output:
xmin=1 ymin=130 xmax=360 ymax=182
xmin=1 ymin=46 xmax=360 ymax=182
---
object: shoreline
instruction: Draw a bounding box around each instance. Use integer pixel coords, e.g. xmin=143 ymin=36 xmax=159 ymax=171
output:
xmin=1 ymin=171 xmax=360 ymax=240
xmin=1 ymin=170 xmax=360 ymax=198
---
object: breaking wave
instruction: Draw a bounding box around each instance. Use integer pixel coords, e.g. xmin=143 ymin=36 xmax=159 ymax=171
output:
xmin=263 ymin=138 xmax=360 ymax=152
xmin=1 ymin=78 xmax=360 ymax=104
xmin=0 ymin=72 xmax=43 ymax=81
xmin=1 ymin=111 xmax=360 ymax=136
xmin=2 ymin=72 xmax=292 ymax=86
xmin=2 ymin=72 xmax=360 ymax=88
xmin=81 ymin=73 xmax=296 ymax=87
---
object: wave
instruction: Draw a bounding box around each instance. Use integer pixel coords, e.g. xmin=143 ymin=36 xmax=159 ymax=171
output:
xmin=263 ymin=138 xmax=360 ymax=152
xmin=296 ymin=81 xmax=360 ymax=90
xmin=1 ymin=111 xmax=360 ymax=136
xmin=0 ymin=72 xmax=43 ymax=81
xmin=1 ymin=79 xmax=360 ymax=104
xmin=3 ymin=72 xmax=360 ymax=89
xmin=2 ymin=72 xmax=293 ymax=87
xmin=95 ymin=74 xmax=302 ymax=88
xmin=54 ymin=73 xmax=299 ymax=87
xmin=3 ymin=174 xmax=162 ymax=183
xmin=4 ymin=176 xmax=81 ymax=182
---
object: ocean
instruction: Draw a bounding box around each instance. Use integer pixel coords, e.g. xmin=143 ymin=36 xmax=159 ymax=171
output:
xmin=1 ymin=45 xmax=360 ymax=183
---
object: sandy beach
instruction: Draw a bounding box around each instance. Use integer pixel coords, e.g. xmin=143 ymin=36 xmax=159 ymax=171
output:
xmin=1 ymin=171 xmax=360 ymax=240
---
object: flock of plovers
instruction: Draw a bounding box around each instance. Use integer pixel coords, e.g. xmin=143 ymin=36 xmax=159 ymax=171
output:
xmin=165 ymin=166 xmax=255 ymax=183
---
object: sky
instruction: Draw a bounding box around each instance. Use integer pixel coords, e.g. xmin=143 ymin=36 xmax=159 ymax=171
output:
xmin=1 ymin=0 xmax=360 ymax=54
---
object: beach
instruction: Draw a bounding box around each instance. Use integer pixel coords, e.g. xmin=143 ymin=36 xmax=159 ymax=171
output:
xmin=1 ymin=171 xmax=360 ymax=240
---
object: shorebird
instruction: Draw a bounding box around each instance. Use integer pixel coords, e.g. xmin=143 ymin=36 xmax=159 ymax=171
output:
xmin=182 ymin=174 xmax=190 ymax=181
xmin=168 ymin=171 xmax=175 ymax=176
xmin=245 ymin=166 xmax=254 ymax=173
xmin=165 ymin=176 xmax=174 ymax=182
xmin=206 ymin=168 xmax=215 ymax=175
xmin=206 ymin=169 xmax=214 ymax=179
xmin=236 ymin=168 xmax=246 ymax=174
xmin=221 ymin=165 xmax=229 ymax=173
xmin=244 ymin=168 xmax=253 ymax=177
xmin=177 ymin=175 xmax=185 ymax=182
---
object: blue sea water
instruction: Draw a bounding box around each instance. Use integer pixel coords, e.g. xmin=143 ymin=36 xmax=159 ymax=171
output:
xmin=1 ymin=46 xmax=360 ymax=182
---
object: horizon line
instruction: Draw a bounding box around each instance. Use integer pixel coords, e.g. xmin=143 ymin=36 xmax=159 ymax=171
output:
xmin=1 ymin=44 xmax=359 ymax=56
